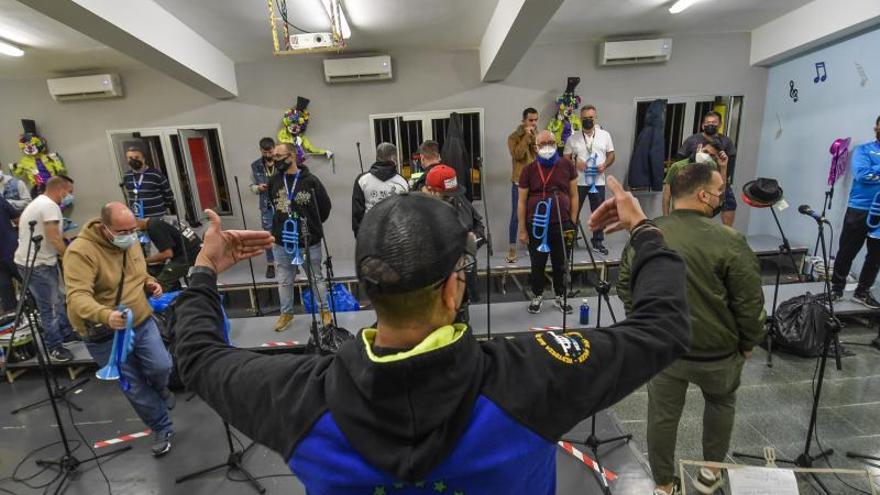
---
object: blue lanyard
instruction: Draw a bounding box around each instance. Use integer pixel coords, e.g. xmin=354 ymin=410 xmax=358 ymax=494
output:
xmin=284 ymin=171 xmax=301 ymax=217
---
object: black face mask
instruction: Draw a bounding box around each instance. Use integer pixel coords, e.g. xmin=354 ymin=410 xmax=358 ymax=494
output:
xmin=702 ymin=191 xmax=723 ymax=218
xmin=703 ymin=124 xmax=719 ymax=136
xmin=583 ymin=118 xmax=595 ymax=130
xmin=128 ymin=158 xmax=143 ymax=170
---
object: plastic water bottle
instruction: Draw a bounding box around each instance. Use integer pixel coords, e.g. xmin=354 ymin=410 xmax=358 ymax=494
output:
xmin=579 ymin=299 xmax=590 ymax=325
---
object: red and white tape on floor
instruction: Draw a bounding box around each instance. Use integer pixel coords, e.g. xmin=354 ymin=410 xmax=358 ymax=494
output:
xmin=261 ymin=340 xmax=299 ymax=347
xmin=93 ymin=429 xmax=152 ymax=449
xmin=529 ymin=325 xmax=564 ymax=332
xmin=557 ymin=441 xmax=618 ymax=481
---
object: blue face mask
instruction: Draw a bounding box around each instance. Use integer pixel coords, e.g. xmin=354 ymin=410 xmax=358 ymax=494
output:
xmin=111 ymin=233 xmax=138 ymax=250
xmin=61 ymin=193 xmax=75 ymax=208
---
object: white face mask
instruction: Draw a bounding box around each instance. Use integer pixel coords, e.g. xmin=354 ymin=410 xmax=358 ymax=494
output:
xmin=537 ymin=145 xmax=556 ymax=159
xmin=111 ymin=232 xmax=138 ymax=250
xmin=695 ymin=152 xmax=713 ymax=164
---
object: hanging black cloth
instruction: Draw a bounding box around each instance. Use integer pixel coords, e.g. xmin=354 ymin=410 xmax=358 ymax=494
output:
xmin=442 ymin=113 xmax=473 ymax=201
xmin=628 ymin=99 xmax=667 ymax=191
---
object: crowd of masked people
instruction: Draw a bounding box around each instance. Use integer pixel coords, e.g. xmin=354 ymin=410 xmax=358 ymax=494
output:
xmin=3 ymin=112 xmax=878 ymax=495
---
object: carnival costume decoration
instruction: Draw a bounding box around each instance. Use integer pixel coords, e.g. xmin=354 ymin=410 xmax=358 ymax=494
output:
xmin=547 ymin=77 xmax=582 ymax=149
xmin=277 ymin=96 xmax=333 ymax=164
xmin=11 ymin=132 xmax=66 ymax=193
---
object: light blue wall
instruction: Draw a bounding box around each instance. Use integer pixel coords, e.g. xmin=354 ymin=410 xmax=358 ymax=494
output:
xmin=749 ymin=26 xmax=880 ymax=279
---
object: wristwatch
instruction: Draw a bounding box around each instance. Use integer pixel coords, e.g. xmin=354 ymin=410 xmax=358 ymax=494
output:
xmin=187 ymin=265 xmax=216 ymax=278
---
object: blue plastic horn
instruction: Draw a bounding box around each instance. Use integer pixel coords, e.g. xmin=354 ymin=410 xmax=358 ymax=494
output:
xmin=531 ymin=198 xmax=552 ymax=253
xmin=95 ymin=308 xmax=135 ymax=391
xmin=281 ymin=217 xmax=304 ymax=265
xmin=585 ymin=153 xmax=599 ymax=194
xmin=133 ymin=201 xmax=150 ymax=244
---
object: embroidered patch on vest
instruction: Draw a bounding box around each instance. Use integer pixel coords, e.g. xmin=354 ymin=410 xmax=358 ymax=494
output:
xmin=535 ymin=331 xmax=591 ymax=364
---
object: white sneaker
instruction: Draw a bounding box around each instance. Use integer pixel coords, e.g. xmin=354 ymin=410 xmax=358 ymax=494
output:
xmin=693 ymin=467 xmax=723 ymax=494
xmin=527 ymin=296 xmax=543 ymax=314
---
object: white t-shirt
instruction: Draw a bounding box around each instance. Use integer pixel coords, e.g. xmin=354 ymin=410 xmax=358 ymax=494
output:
xmin=563 ymin=127 xmax=615 ymax=187
xmin=14 ymin=195 xmax=63 ymax=267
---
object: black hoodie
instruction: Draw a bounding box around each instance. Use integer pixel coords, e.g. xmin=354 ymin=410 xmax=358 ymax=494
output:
xmin=269 ymin=165 xmax=331 ymax=247
xmin=171 ymin=228 xmax=691 ymax=493
xmin=351 ymin=161 xmax=408 ymax=234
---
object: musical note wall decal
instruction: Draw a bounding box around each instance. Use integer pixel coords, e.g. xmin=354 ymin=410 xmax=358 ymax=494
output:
xmin=789 ymin=80 xmax=799 ymax=102
xmin=855 ymin=62 xmax=868 ymax=87
xmin=813 ymin=61 xmax=827 ymax=83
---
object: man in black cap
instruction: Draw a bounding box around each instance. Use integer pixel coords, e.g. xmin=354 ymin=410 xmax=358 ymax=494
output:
xmin=618 ymin=163 xmax=764 ymax=495
xmin=169 ymin=179 xmax=691 ymax=494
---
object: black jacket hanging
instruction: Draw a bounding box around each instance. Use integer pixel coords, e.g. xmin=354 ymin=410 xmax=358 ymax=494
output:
xmin=629 ymin=99 xmax=667 ymax=191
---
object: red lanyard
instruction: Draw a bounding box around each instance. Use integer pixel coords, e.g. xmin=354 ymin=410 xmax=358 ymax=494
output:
xmin=536 ymin=162 xmax=557 ymax=197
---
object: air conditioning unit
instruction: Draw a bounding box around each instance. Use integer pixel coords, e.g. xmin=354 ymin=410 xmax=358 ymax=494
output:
xmin=599 ymin=39 xmax=672 ymax=66
xmin=47 ymin=73 xmax=123 ymax=102
xmin=323 ymin=55 xmax=392 ymax=84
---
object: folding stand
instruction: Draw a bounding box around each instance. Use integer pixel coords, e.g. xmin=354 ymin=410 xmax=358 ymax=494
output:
xmin=764 ymin=206 xmax=802 ymax=368
xmin=559 ymin=214 xmax=629 ymax=495
xmin=234 ymin=176 xmax=264 ymax=317
xmin=175 ymin=422 xmax=265 ymax=494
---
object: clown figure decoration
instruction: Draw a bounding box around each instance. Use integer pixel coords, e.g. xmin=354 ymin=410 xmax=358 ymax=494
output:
xmin=277 ymin=96 xmax=333 ymax=165
xmin=547 ymin=77 xmax=582 ymax=153
xmin=12 ymin=132 xmax=67 ymax=196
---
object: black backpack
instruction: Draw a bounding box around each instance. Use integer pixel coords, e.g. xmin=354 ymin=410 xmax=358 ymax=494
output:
xmin=772 ymin=292 xmax=835 ymax=357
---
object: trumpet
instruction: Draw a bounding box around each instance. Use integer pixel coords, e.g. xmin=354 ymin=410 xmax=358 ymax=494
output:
xmin=281 ymin=217 xmax=304 ymax=265
xmin=96 ymin=308 xmax=134 ymax=391
xmin=132 ymin=200 xmax=150 ymax=243
xmin=868 ymin=191 xmax=880 ymax=231
xmin=531 ymin=198 xmax=552 ymax=253
xmin=585 ymin=153 xmax=599 ymax=194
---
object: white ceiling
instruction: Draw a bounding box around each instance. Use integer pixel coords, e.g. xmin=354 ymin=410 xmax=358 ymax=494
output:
xmin=0 ymin=0 xmax=816 ymax=80
xmin=538 ymin=0 xmax=815 ymax=44
xmin=0 ymin=0 xmax=141 ymax=79
xmin=150 ymin=0 xmax=502 ymax=63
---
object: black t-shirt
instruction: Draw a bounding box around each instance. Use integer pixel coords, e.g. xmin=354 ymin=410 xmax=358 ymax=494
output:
xmin=147 ymin=218 xmax=201 ymax=264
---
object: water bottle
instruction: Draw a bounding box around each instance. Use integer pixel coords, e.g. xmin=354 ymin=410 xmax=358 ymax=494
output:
xmin=579 ymin=299 xmax=590 ymax=325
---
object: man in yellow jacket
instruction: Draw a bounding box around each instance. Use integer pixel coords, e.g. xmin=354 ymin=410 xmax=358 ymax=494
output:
xmin=64 ymin=202 xmax=176 ymax=457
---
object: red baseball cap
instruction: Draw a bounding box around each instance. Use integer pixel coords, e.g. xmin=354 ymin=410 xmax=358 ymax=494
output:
xmin=426 ymin=164 xmax=459 ymax=192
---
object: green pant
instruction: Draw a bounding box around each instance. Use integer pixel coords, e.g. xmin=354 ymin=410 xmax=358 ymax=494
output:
xmin=647 ymin=352 xmax=745 ymax=485
xmin=151 ymin=260 xmax=189 ymax=292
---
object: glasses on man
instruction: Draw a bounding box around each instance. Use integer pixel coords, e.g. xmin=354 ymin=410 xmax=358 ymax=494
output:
xmin=107 ymin=226 xmax=138 ymax=235
xmin=272 ymin=154 xmax=291 ymax=161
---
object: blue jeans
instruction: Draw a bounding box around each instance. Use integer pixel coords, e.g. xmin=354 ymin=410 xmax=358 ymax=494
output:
xmin=577 ymin=185 xmax=606 ymax=242
xmin=86 ymin=317 xmax=173 ymax=435
xmin=509 ymin=183 xmax=519 ymax=245
xmin=261 ymin=209 xmax=275 ymax=263
xmin=18 ymin=264 xmax=74 ymax=352
xmin=273 ymin=243 xmax=324 ymax=315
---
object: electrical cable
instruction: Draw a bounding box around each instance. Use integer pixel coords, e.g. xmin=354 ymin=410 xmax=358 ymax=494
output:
xmin=276 ymin=0 xmax=309 ymax=34
xmin=64 ymin=396 xmax=113 ymax=495
xmin=6 ymin=440 xmax=76 ymax=490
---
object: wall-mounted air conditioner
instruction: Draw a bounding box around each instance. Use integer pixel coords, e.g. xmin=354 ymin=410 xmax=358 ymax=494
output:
xmin=47 ymin=73 xmax=123 ymax=102
xmin=599 ymin=39 xmax=672 ymax=66
xmin=323 ymin=55 xmax=392 ymax=84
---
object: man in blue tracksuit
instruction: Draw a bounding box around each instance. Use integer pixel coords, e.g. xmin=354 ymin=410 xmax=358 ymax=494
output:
xmin=249 ymin=137 xmax=277 ymax=279
xmin=832 ymin=115 xmax=880 ymax=308
xmin=170 ymin=179 xmax=691 ymax=494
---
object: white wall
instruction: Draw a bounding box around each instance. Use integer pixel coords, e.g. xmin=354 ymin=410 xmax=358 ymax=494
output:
xmin=749 ymin=26 xmax=880 ymax=280
xmin=0 ymin=33 xmax=767 ymax=262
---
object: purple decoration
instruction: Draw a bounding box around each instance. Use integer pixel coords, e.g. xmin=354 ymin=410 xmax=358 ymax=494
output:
xmin=561 ymin=120 xmax=572 ymax=148
xmin=828 ymin=137 xmax=851 ymax=186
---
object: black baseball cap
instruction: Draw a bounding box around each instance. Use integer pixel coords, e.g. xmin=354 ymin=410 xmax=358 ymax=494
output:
xmin=356 ymin=192 xmax=470 ymax=294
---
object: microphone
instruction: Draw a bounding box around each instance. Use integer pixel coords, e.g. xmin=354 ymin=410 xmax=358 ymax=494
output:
xmin=32 ymin=235 xmax=43 ymax=245
xmin=28 ymin=220 xmax=37 ymax=229
xmin=798 ymin=204 xmax=828 ymax=224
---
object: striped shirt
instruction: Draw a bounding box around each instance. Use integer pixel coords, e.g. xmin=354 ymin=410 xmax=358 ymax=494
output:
xmin=123 ymin=168 xmax=175 ymax=218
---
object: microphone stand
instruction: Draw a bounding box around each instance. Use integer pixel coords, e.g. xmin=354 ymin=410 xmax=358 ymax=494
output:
xmin=476 ymin=157 xmax=493 ymax=339
xmin=561 ymin=210 xmax=629 ymax=495
xmin=551 ymin=191 xmax=571 ymax=330
xmin=300 ymin=218 xmax=324 ymax=352
xmin=764 ymin=206 xmax=800 ymax=368
xmin=808 ymin=186 xmax=834 ymax=280
xmin=15 ymin=234 xmax=131 ymax=495
xmin=233 ymin=176 xmax=263 ymax=316
xmin=310 ymin=191 xmax=337 ymax=328
xmin=734 ymin=214 xmax=841 ymax=495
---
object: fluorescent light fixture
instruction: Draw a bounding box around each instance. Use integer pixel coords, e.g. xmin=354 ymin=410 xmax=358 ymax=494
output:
xmin=0 ymin=39 xmax=24 ymax=57
xmin=669 ymin=0 xmax=700 ymax=14
xmin=320 ymin=0 xmax=351 ymax=39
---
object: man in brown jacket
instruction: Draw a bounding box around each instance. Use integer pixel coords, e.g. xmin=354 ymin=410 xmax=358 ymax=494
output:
xmin=64 ymin=202 xmax=176 ymax=457
xmin=506 ymin=107 xmax=538 ymax=262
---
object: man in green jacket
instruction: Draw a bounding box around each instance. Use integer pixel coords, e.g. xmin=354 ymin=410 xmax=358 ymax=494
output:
xmin=618 ymin=163 xmax=765 ymax=495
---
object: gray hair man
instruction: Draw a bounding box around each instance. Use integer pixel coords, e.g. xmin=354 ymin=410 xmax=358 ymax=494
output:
xmin=352 ymin=142 xmax=409 ymax=235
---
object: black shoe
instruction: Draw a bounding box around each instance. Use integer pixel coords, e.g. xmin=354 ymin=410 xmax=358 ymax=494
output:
xmin=853 ymin=290 xmax=880 ymax=309
xmin=151 ymin=430 xmax=174 ymax=457
xmin=554 ymin=296 xmax=573 ymax=314
xmin=160 ymin=388 xmax=176 ymax=410
xmin=49 ymin=347 xmax=73 ymax=363
xmin=266 ymin=265 xmax=276 ymax=279
xmin=528 ymin=296 xmax=543 ymax=314
xmin=591 ymin=240 xmax=609 ymax=256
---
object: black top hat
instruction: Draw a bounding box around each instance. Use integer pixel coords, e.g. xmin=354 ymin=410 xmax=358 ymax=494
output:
xmin=742 ymin=178 xmax=784 ymax=208
xmin=564 ymin=77 xmax=581 ymax=95
xmin=295 ymin=96 xmax=310 ymax=111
